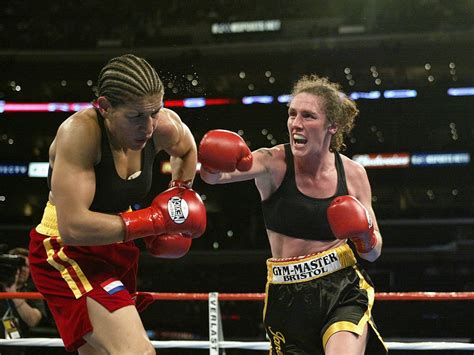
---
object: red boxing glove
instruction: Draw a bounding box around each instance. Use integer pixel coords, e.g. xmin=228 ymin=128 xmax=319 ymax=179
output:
xmin=120 ymin=187 xmax=207 ymax=242
xmin=199 ymin=129 xmax=253 ymax=173
xmin=327 ymin=195 xmax=377 ymax=253
xmin=144 ymin=234 xmax=192 ymax=259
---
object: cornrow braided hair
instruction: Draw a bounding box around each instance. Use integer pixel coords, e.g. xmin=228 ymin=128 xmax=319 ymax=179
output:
xmin=97 ymin=54 xmax=164 ymax=106
xmin=291 ymin=74 xmax=359 ymax=152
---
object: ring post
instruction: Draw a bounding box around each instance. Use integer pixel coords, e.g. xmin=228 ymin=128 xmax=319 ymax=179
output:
xmin=209 ymin=292 xmax=225 ymax=354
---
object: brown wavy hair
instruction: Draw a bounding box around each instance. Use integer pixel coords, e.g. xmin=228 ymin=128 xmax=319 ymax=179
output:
xmin=291 ymin=74 xmax=359 ymax=152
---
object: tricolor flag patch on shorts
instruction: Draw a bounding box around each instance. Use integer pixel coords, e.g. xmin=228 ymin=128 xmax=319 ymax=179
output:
xmin=100 ymin=278 xmax=125 ymax=295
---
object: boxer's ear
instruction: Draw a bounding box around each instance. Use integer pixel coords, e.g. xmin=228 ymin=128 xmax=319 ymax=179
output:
xmin=328 ymin=122 xmax=338 ymax=134
xmin=96 ymin=96 xmax=112 ymax=116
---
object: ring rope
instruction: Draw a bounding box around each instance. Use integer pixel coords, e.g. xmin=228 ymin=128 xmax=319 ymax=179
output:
xmin=0 ymin=339 xmax=474 ymax=350
xmin=1 ymin=291 xmax=473 ymax=351
xmin=1 ymin=291 xmax=474 ymax=301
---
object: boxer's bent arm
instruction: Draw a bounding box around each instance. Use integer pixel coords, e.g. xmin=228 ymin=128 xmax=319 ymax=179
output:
xmin=348 ymin=160 xmax=383 ymax=261
xmin=167 ymin=122 xmax=197 ymax=183
xmin=51 ymin=117 xmax=125 ymax=246
xmin=154 ymin=109 xmax=198 ymax=183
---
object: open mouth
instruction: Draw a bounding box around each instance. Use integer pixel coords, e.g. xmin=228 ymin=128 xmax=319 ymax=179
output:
xmin=134 ymin=138 xmax=148 ymax=146
xmin=136 ymin=136 xmax=151 ymax=143
xmin=293 ymin=133 xmax=307 ymax=145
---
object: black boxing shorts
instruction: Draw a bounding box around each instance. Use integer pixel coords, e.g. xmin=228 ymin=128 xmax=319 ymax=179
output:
xmin=263 ymin=243 xmax=387 ymax=354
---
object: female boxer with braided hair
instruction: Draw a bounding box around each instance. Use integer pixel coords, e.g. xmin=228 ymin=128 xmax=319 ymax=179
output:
xmin=199 ymin=75 xmax=387 ymax=354
xmin=29 ymin=54 xmax=206 ymax=354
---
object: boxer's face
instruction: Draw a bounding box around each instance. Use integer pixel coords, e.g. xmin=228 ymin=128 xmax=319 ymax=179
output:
xmin=102 ymin=94 xmax=163 ymax=150
xmin=287 ymin=93 xmax=335 ymax=157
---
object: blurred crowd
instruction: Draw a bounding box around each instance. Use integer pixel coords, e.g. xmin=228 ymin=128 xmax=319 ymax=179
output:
xmin=1 ymin=0 xmax=472 ymax=50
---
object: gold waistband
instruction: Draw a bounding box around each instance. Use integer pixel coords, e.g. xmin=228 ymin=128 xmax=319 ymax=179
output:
xmin=266 ymin=244 xmax=356 ymax=284
xmin=35 ymin=202 xmax=132 ymax=237
xmin=36 ymin=201 xmax=59 ymax=236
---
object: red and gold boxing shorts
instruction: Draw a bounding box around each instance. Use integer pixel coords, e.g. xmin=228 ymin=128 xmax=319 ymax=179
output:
xmin=29 ymin=202 xmax=140 ymax=351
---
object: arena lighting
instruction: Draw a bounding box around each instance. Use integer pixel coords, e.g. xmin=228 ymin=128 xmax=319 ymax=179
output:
xmin=5 ymin=159 xmax=204 ymax=178
xmin=411 ymin=152 xmax=470 ymax=166
xmin=1 ymin=102 xmax=93 ymax=112
xmin=0 ymin=164 xmax=28 ymax=176
xmin=242 ymin=96 xmax=274 ymax=105
xmin=277 ymin=95 xmax=291 ymax=103
xmin=0 ymin=162 xmax=49 ymax=177
xmin=165 ymin=98 xmax=236 ymax=108
xmin=183 ymin=97 xmax=206 ymax=108
xmin=353 ymin=151 xmax=471 ymax=169
xmin=447 ymin=87 xmax=474 ymax=96
xmin=352 ymin=153 xmax=410 ymax=169
xmin=28 ymin=162 xmax=49 ymax=177
xmin=182 ymin=97 xmax=240 ymax=108
xmin=211 ymin=19 xmax=281 ymax=34
xmin=350 ymin=91 xmax=381 ymax=100
xmin=203 ymin=98 xmax=238 ymax=105
xmin=1 ymin=87 xmax=470 ymax=113
xmin=3 ymin=152 xmax=470 ymax=179
xmin=383 ymin=89 xmax=417 ymax=99
xmin=160 ymin=161 xmax=172 ymax=174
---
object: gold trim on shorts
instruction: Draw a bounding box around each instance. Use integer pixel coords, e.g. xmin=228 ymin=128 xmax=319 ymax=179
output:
xmin=36 ymin=201 xmax=60 ymax=236
xmin=266 ymin=244 xmax=356 ymax=284
xmin=35 ymin=202 xmax=93 ymax=298
xmin=35 ymin=201 xmax=132 ymax=237
xmin=322 ymin=266 xmax=388 ymax=352
xmin=263 ymin=244 xmax=357 ymax=328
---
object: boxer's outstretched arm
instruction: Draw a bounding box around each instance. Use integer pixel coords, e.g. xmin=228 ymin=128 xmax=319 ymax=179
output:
xmin=198 ymin=129 xmax=272 ymax=184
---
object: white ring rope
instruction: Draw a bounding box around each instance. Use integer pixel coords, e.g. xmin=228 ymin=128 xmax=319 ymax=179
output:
xmin=1 ymin=339 xmax=474 ymax=350
xmin=2 ymin=291 xmax=472 ymax=352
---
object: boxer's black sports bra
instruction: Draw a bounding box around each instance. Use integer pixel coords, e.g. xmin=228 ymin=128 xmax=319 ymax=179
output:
xmin=261 ymin=144 xmax=348 ymax=241
xmin=47 ymin=109 xmax=155 ymax=213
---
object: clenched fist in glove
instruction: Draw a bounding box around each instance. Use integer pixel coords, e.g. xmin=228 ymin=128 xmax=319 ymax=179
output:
xmin=120 ymin=186 xmax=206 ymax=242
xmin=199 ymin=129 xmax=253 ymax=173
xmin=327 ymin=195 xmax=377 ymax=253
xmin=144 ymin=233 xmax=192 ymax=259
